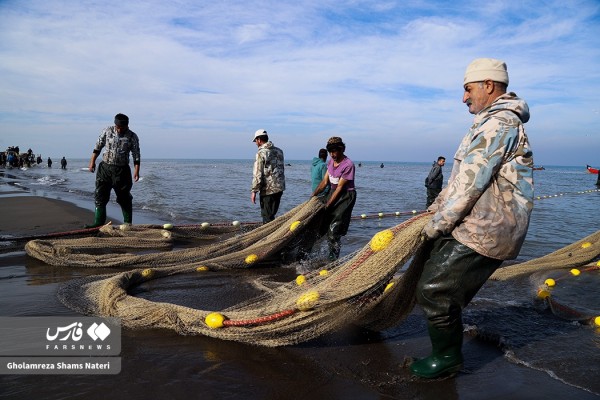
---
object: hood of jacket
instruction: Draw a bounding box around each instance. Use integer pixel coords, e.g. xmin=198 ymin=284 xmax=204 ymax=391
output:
xmin=259 ymin=141 xmax=274 ymax=150
xmin=475 ymin=92 xmax=530 ymax=124
xmin=312 ymin=156 xmax=325 ymax=166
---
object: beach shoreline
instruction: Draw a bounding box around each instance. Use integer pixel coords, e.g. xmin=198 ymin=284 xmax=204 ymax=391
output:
xmin=0 ymin=180 xmax=598 ymax=399
xmin=0 ymin=196 xmax=95 ymax=237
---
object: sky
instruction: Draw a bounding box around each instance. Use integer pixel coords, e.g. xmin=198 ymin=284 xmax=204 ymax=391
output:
xmin=1 ymin=0 xmax=599 ymax=165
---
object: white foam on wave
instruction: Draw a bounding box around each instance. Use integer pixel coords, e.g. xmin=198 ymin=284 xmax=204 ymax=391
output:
xmin=504 ymin=350 xmax=597 ymax=395
xmin=33 ymin=176 xmax=66 ymax=186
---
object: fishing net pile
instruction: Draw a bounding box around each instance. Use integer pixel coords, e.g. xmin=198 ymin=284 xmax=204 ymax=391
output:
xmin=24 ymin=196 xmax=600 ymax=346
xmin=25 ymin=197 xmax=430 ymax=346
xmin=24 ymin=199 xmax=319 ymax=270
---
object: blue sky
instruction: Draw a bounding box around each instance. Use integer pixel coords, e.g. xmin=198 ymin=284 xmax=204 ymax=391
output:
xmin=1 ymin=0 xmax=599 ymax=166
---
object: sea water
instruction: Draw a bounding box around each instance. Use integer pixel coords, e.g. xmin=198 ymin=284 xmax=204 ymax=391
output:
xmin=10 ymin=159 xmax=599 ymax=256
xmin=2 ymin=159 xmax=600 ymax=396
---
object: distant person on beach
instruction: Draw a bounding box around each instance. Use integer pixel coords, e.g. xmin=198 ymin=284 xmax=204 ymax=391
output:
xmin=6 ymin=152 xmax=15 ymax=167
xmin=47 ymin=157 xmax=52 ymax=168
xmin=60 ymin=157 xmax=67 ymax=170
xmin=311 ymin=136 xmax=357 ymax=260
xmin=411 ymin=58 xmax=534 ymax=379
xmin=424 ymin=156 xmax=446 ymax=207
xmin=311 ymin=148 xmax=329 ymax=196
xmin=250 ymin=129 xmax=285 ymax=224
xmin=86 ymin=113 xmax=141 ymax=228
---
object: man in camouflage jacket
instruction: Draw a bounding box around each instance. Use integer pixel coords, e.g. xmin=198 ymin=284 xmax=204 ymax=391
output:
xmin=410 ymin=58 xmax=534 ymax=379
xmin=86 ymin=113 xmax=141 ymax=228
xmin=251 ymin=129 xmax=286 ymax=223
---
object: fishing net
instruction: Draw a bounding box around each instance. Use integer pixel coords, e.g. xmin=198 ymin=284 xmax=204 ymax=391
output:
xmin=25 ymin=199 xmax=319 ymax=269
xmin=25 ymin=196 xmax=600 ymax=346
xmin=528 ymin=263 xmax=600 ymax=324
xmin=490 ymin=231 xmax=600 ymax=281
xmin=491 ymin=231 xmax=600 ymax=326
xmin=43 ymin=199 xmax=432 ymax=347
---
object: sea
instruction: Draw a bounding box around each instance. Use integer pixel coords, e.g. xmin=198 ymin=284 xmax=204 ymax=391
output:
xmin=1 ymin=159 xmax=599 ymax=399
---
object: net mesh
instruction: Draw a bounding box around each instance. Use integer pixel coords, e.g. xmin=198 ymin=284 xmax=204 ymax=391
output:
xmin=528 ymin=263 xmax=600 ymax=323
xmin=490 ymin=231 xmax=600 ymax=281
xmin=26 ymin=200 xmax=316 ymax=269
xmin=24 ymin=198 xmax=600 ymax=346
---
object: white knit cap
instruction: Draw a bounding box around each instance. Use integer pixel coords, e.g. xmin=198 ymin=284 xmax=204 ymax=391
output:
xmin=464 ymin=58 xmax=509 ymax=85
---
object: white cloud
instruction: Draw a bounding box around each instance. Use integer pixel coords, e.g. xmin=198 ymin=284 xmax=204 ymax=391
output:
xmin=236 ymin=24 xmax=271 ymax=44
xmin=0 ymin=0 xmax=599 ymax=165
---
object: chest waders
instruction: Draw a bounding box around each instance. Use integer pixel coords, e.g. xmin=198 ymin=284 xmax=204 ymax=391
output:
xmin=85 ymin=162 xmax=133 ymax=228
xmin=322 ymin=190 xmax=356 ymax=260
xmin=410 ymin=236 xmax=502 ymax=378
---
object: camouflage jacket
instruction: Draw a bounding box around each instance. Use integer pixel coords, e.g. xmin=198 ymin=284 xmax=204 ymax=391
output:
xmin=93 ymin=126 xmax=141 ymax=167
xmin=251 ymin=141 xmax=285 ymax=195
xmin=428 ymin=93 xmax=534 ymax=260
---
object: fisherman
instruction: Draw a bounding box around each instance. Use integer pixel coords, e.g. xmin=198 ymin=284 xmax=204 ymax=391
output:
xmin=250 ymin=129 xmax=285 ymax=223
xmin=60 ymin=157 xmax=67 ymax=170
xmin=410 ymin=58 xmax=534 ymax=379
xmin=424 ymin=156 xmax=446 ymax=207
xmin=312 ymin=137 xmax=357 ymax=260
xmin=311 ymin=148 xmax=329 ymax=196
xmin=86 ymin=113 xmax=141 ymax=228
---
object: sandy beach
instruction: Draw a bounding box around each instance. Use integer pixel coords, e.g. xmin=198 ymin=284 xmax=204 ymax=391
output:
xmin=0 ymin=194 xmax=598 ymax=399
xmin=0 ymin=196 xmax=95 ymax=236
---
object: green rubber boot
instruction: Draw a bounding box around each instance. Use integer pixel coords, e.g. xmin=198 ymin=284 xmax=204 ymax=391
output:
xmin=85 ymin=207 xmax=106 ymax=229
xmin=410 ymin=323 xmax=464 ymax=379
xmin=121 ymin=206 xmax=132 ymax=224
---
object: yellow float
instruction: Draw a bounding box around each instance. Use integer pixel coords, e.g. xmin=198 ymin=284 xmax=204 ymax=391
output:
xmin=245 ymin=254 xmax=258 ymax=265
xmin=205 ymin=312 xmax=226 ymax=329
xmin=296 ymin=291 xmax=320 ymax=311
xmin=370 ymin=229 xmax=394 ymax=252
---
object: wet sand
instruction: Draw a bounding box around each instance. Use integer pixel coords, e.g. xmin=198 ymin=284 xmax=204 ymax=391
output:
xmin=0 ymin=195 xmax=598 ymax=399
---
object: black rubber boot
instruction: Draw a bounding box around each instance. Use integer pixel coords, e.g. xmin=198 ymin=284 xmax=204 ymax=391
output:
xmin=410 ymin=322 xmax=464 ymax=379
xmin=327 ymin=239 xmax=341 ymax=261
xmin=85 ymin=207 xmax=106 ymax=228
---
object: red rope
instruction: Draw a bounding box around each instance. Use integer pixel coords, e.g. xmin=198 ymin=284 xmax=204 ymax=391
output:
xmin=0 ymin=226 xmax=101 ymax=241
xmin=223 ymin=309 xmax=296 ymax=327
